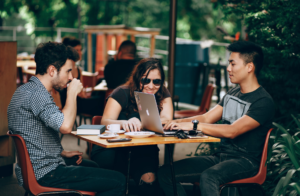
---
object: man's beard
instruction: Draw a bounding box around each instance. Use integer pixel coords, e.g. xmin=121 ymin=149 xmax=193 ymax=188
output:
xmin=53 ymin=83 xmax=65 ymax=92
xmin=52 ymin=76 xmax=67 ymax=92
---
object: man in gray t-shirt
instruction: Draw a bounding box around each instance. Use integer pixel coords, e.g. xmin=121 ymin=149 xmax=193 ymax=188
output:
xmin=159 ymin=41 xmax=275 ymax=196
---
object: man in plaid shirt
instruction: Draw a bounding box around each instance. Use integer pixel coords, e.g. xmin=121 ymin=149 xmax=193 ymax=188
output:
xmin=8 ymin=42 xmax=125 ymax=196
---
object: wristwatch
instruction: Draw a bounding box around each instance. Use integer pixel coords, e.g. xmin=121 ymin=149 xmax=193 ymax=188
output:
xmin=192 ymin=120 xmax=199 ymax=131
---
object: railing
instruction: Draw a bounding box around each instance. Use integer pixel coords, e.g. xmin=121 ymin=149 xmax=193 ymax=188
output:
xmin=0 ymin=26 xmax=230 ymax=66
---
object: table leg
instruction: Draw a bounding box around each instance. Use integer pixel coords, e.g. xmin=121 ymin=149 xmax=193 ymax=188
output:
xmin=166 ymin=144 xmax=178 ymax=196
xmin=17 ymin=67 xmax=24 ymax=84
xmin=126 ymin=150 xmax=131 ymax=196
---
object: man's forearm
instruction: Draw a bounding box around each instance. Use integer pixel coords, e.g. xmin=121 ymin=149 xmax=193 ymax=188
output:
xmin=177 ymin=114 xmax=207 ymax=123
xmin=198 ymin=123 xmax=235 ymax=138
xmin=60 ymin=93 xmax=77 ymax=134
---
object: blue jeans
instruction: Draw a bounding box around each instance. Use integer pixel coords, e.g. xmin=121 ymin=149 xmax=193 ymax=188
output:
xmin=158 ymin=153 xmax=259 ymax=196
xmin=38 ymin=164 xmax=126 ymax=196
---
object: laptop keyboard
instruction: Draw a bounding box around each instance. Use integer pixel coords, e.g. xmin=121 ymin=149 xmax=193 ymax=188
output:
xmin=163 ymin=130 xmax=176 ymax=135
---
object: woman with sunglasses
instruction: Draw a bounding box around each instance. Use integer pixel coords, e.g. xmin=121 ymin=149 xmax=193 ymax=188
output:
xmin=90 ymin=58 xmax=173 ymax=196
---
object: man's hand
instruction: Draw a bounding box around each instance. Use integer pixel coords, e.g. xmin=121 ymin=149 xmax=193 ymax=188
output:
xmin=122 ymin=117 xmax=142 ymax=132
xmin=67 ymin=78 xmax=83 ymax=96
xmin=61 ymin=150 xmax=83 ymax=165
xmin=163 ymin=119 xmax=181 ymax=130
xmin=164 ymin=121 xmax=193 ymax=131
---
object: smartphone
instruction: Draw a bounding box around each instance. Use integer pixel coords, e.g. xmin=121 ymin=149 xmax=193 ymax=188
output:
xmin=187 ymin=135 xmax=208 ymax=139
xmin=107 ymin=138 xmax=132 ymax=142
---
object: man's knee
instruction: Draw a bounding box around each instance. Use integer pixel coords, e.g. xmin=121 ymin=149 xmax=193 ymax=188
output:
xmin=141 ymin=172 xmax=155 ymax=183
xmin=200 ymin=169 xmax=219 ymax=186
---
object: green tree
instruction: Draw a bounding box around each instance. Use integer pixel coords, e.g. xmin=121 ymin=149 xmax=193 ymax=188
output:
xmin=217 ymin=0 xmax=300 ymax=123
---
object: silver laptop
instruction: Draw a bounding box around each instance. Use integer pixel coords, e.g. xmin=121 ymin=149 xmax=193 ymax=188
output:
xmin=134 ymin=91 xmax=176 ymax=135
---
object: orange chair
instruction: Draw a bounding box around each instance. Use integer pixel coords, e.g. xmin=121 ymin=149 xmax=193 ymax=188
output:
xmin=82 ymin=71 xmax=98 ymax=90
xmin=219 ymin=128 xmax=273 ymax=196
xmin=174 ymin=84 xmax=215 ymax=119
xmin=7 ymin=131 xmax=96 ymax=196
xmin=87 ymin=116 xmax=103 ymax=158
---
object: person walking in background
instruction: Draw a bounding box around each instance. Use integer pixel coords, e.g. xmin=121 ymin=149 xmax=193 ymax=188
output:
xmin=7 ymin=42 xmax=126 ymax=196
xmin=104 ymin=40 xmax=137 ymax=89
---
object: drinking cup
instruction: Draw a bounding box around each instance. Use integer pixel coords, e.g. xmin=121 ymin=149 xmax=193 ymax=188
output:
xmin=107 ymin=124 xmax=120 ymax=135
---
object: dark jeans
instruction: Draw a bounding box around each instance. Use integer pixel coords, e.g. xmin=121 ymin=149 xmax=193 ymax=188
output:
xmin=38 ymin=164 xmax=126 ymax=196
xmin=91 ymin=145 xmax=163 ymax=196
xmin=158 ymin=153 xmax=259 ymax=196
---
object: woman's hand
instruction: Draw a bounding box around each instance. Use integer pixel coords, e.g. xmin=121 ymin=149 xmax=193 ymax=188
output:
xmin=122 ymin=117 xmax=142 ymax=132
xmin=61 ymin=150 xmax=83 ymax=165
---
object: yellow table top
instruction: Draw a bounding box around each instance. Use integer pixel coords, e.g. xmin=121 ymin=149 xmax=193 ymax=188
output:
xmin=70 ymin=131 xmax=220 ymax=148
xmin=17 ymin=60 xmax=36 ymax=67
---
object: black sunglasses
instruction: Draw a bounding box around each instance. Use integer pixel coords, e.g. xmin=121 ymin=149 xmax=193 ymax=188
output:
xmin=141 ymin=78 xmax=162 ymax=86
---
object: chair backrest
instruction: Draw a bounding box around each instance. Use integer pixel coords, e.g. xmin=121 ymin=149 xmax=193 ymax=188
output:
xmin=198 ymin=84 xmax=215 ymax=113
xmin=255 ymin=128 xmax=273 ymax=184
xmin=7 ymin=132 xmax=54 ymax=194
xmin=82 ymin=71 xmax=98 ymax=88
xmin=227 ymin=128 xmax=273 ymax=185
xmin=92 ymin=116 xmax=103 ymax=125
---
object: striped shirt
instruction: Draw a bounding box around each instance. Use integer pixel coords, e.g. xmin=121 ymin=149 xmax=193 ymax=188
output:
xmin=7 ymin=76 xmax=65 ymax=186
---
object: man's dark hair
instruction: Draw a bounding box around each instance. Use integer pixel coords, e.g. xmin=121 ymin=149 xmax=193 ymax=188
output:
xmin=118 ymin=40 xmax=137 ymax=56
xmin=62 ymin=36 xmax=81 ymax=47
xmin=35 ymin=42 xmax=79 ymax=75
xmin=227 ymin=41 xmax=264 ymax=75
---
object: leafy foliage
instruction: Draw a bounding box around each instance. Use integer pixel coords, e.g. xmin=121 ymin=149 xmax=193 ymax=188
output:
xmin=217 ymin=0 xmax=300 ymax=124
xmin=264 ymin=115 xmax=300 ymax=196
xmin=1 ymin=0 xmax=241 ymax=41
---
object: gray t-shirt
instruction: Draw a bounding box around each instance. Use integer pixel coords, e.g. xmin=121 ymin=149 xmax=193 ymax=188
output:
xmin=218 ymin=85 xmax=275 ymax=162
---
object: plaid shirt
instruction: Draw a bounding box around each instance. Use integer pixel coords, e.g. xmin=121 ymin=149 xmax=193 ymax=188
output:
xmin=7 ymin=76 xmax=65 ymax=186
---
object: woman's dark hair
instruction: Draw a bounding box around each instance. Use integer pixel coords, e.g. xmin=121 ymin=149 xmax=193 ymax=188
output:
xmin=125 ymin=58 xmax=168 ymax=113
xmin=35 ymin=42 xmax=79 ymax=75
xmin=62 ymin=36 xmax=81 ymax=47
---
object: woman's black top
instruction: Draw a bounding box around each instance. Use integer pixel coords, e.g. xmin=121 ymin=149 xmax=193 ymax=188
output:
xmin=108 ymin=85 xmax=171 ymax=121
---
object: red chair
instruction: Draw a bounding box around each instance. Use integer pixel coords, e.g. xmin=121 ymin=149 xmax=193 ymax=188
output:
xmin=174 ymin=84 xmax=215 ymax=119
xmin=193 ymin=128 xmax=273 ymax=195
xmin=87 ymin=116 xmax=103 ymax=158
xmin=219 ymin=128 xmax=273 ymax=196
xmin=7 ymin=131 xmax=96 ymax=196
xmin=78 ymin=71 xmax=99 ymax=126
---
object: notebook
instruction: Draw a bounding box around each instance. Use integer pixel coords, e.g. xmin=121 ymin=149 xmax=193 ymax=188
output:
xmin=134 ymin=91 xmax=176 ymax=135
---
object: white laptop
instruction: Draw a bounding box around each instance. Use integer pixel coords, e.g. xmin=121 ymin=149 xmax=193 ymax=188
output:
xmin=134 ymin=91 xmax=176 ymax=135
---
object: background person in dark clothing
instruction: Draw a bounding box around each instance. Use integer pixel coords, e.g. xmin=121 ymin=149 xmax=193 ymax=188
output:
xmin=60 ymin=36 xmax=104 ymax=116
xmin=104 ymin=40 xmax=137 ymax=89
